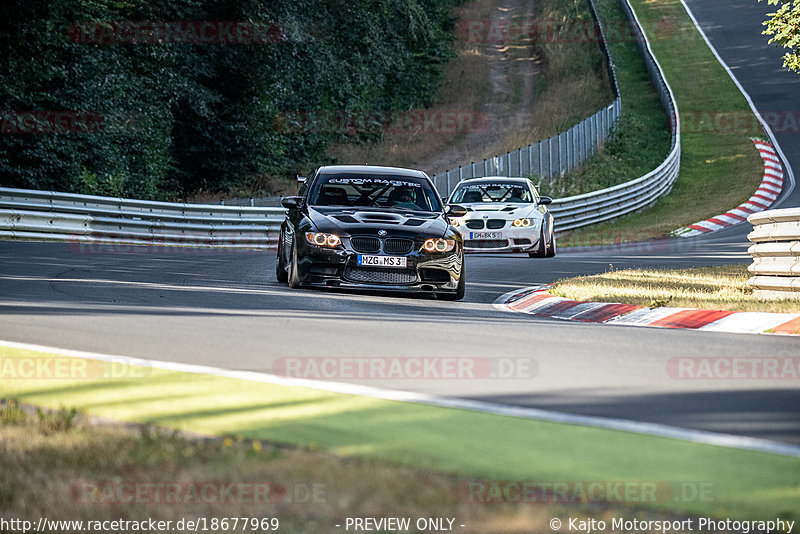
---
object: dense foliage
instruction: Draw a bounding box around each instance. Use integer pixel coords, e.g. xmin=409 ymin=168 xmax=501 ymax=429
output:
xmin=761 ymin=0 xmax=800 ymax=73
xmin=0 ymin=0 xmax=460 ymax=199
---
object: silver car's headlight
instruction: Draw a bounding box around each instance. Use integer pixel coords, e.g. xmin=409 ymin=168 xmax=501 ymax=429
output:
xmin=512 ymin=218 xmax=532 ymax=227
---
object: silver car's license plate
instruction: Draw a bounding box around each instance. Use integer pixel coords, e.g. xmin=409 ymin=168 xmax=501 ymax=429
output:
xmin=470 ymin=231 xmax=502 ymax=239
xmin=357 ymin=255 xmax=407 ymax=268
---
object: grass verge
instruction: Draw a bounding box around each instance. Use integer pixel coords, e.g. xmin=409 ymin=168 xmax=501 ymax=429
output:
xmin=1 ymin=344 xmax=799 ymax=523
xmin=1 ymin=399 xmax=558 ymax=534
xmin=559 ymin=0 xmax=764 ymax=245
xmin=550 ymin=264 xmax=800 ymax=313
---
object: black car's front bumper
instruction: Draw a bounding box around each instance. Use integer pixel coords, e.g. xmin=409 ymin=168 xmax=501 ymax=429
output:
xmin=292 ymin=239 xmax=463 ymax=294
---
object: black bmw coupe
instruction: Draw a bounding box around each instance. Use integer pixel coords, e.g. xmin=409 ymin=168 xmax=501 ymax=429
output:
xmin=276 ymin=165 xmax=467 ymax=300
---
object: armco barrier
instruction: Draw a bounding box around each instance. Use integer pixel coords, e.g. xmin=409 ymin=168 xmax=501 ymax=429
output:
xmin=0 ymin=187 xmax=283 ymax=248
xmin=747 ymin=208 xmax=800 ymax=297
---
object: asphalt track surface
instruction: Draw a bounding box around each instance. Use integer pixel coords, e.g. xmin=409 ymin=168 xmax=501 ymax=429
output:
xmin=1 ymin=0 xmax=798 ymax=447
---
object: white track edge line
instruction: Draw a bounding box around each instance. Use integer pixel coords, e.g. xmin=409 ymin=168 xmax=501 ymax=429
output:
xmin=676 ymin=0 xmax=796 ymax=205
xmin=4 ymin=339 xmax=799 ymax=458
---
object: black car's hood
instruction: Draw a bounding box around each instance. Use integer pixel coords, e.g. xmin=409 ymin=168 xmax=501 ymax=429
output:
xmin=307 ymin=206 xmax=449 ymax=238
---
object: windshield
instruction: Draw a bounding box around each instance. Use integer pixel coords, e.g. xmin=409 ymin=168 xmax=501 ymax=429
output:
xmin=450 ymin=182 xmax=533 ymax=204
xmin=309 ymin=174 xmax=442 ymax=212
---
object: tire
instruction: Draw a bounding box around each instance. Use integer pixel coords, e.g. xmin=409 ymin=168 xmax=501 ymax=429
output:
xmin=287 ymin=238 xmax=302 ymax=289
xmin=545 ymin=226 xmax=556 ymax=257
xmin=439 ymin=256 xmax=465 ymax=301
xmin=528 ymin=226 xmax=547 ymax=258
xmin=275 ymin=235 xmax=288 ymax=283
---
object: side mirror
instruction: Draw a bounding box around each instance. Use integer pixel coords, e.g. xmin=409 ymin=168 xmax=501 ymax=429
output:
xmin=538 ymin=196 xmax=553 ymax=205
xmin=446 ymin=204 xmax=468 ymax=217
xmin=281 ymin=196 xmax=305 ymax=210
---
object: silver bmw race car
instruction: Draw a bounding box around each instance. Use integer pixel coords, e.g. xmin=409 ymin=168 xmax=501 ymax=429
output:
xmin=446 ymin=177 xmax=556 ymax=257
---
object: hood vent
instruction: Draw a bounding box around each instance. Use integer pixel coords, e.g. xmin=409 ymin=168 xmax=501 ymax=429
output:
xmin=333 ymin=215 xmax=359 ymax=224
xmin=404 ymin=218 xmax=425 ymax=226
xmin=359 ymin=214 xmax=401 ymax=224
xmin=361 ymin=214 xmax=397 ymax=220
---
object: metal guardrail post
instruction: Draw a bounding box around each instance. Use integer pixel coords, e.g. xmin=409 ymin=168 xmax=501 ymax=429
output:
xmin=527 ymin=145 xmax=533 ymax=176
xmin=538 ymin=141 xmax=544 ymax=177
xmin=565 ymin=130 xmax=571 ymax=173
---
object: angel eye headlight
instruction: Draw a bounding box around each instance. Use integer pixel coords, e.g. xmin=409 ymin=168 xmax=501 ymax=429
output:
xmin=422 ymin=238 xmax=455 ymax=253
xmin=513 ymin=218 xmax=532 ymax=227
xmin=305 ymin=232 xmax=341 ymax=248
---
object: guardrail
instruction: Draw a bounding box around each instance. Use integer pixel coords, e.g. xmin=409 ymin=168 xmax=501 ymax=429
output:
xmin=0 ymin=187 xmax=283 ymax=248
xmin=747 ymin=208 xmax=800 ymax=297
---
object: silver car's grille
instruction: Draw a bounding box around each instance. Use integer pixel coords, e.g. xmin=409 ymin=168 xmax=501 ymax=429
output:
xmin=465 ymin=239 xmax=509 ymax=249
xmin=383 ymin=238 xmax=414 ymax=255
xmin=486 ymin=219 xmax=506 ymax=229
xmin=465 ymin=220 xmax=484 ymax=230
xmin=350 ymin=236 xmax=381 ymax=253
xmin=344 ymin=266 xmax=418 ymax=285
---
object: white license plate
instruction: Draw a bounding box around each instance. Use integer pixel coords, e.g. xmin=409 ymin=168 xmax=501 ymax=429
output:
xmin=470 ymin=232 xmax=503 ymax=239
xmin=357 ymin=255 xmax=407 ymax=268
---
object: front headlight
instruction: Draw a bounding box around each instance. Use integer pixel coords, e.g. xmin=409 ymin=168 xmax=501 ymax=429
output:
xmin=450 ymin=219 xmax=463 ymax=227
xmin=422 ymin=238 xmax=456 ymax=253
xmin=305 ymin=232 xmax=341 ymax=248
xmin=513 ymin=218 xmax=532 ymax=228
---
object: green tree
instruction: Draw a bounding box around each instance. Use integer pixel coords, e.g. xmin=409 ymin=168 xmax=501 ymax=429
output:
xmin=760 ymin=0 xmax=800 ymax=73
xmin=0 ymin=0 xmax=462 ymax=199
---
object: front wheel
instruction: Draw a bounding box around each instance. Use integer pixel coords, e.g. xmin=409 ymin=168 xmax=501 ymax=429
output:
xmin=439 ymin=258 xmax=465 ymax=301
xmin=545 ymin=226 xmax=556 ymax=257
xmin=276 ymin=235 xmax=288 ymax=283
xmin=528 ymin=226 xmax=547 ymax=258
xmin=287 ymin=238 xmax=302 ymax=289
